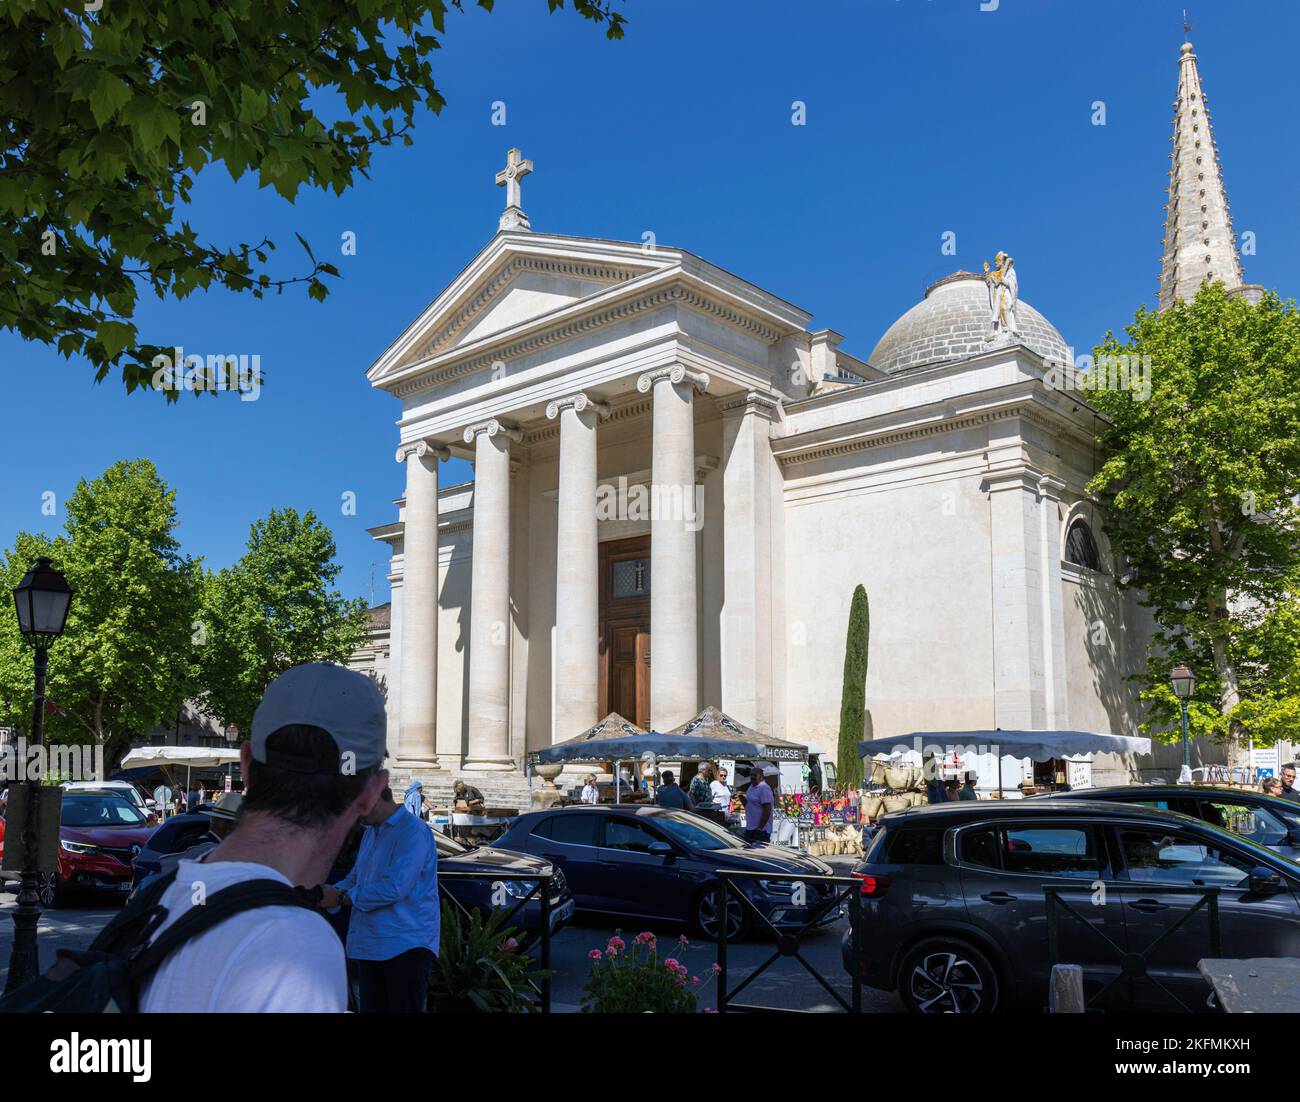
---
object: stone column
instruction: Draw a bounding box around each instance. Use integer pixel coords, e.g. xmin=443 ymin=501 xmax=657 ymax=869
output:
xmin=719 ymin=391 xmax=782 ymax=733
xmin=1037 ymin=475 xmax=1069 ymax=729
xmin=464 ymin=418 xmax=521 ymax=770
xmin=396 ymin=440 xmax=448 ymax=769
xmin=546 ymin=393 xmax=610 ymax=742
xmin=637 ymin=365 xmax=709 ymax=730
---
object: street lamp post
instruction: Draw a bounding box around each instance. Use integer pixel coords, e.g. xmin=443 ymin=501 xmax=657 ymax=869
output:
xmin=1170 ymin=663 xmax=1196 ymax=785
xmin=5 ymin=557 xmax=73 ymax=994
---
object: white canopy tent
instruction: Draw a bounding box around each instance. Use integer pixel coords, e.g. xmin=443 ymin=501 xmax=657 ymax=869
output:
xmin=118 ymin=746 xmax=241 ymax=811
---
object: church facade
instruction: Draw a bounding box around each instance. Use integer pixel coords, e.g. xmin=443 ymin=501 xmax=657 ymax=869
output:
xmin=363 ymin=37 xmax=1251 ymax=783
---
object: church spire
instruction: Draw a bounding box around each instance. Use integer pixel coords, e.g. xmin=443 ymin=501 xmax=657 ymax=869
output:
xmin=1158 ymin=34 xmax=1245 ymax=310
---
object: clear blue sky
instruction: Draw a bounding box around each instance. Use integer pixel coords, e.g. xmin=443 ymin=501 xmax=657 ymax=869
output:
xmin=2 ymin=0 xmax=1295 ymax=606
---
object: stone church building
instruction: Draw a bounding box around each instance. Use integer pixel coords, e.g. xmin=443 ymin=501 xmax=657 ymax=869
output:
xmin=361 ymin=37 xmax=1255 ymax=785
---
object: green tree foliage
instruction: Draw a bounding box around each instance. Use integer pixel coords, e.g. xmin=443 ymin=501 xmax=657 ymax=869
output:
xmin=836 ymin=584 xmax=869 ymax=789
xmin=0 ymin=460 xmax=201 ymax=768
xmin=196 ymin=508 xmax=368 ymax=735
xmin=0 ymin=0 xmax=625 ymax=394
xmin=1087 ymin=283 xmax=1300 ymax=748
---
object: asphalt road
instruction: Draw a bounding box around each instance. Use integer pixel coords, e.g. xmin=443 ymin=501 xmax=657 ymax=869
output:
xmin=0 ymin=879 xmax=900 ymax=1013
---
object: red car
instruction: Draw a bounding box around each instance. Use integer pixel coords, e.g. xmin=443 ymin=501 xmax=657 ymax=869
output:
xmin=0 ymin=791 xmax=157 ymax=907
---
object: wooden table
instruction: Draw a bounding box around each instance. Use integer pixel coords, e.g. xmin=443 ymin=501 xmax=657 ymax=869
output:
xmin=1198 ymin=957 xmax=1300 ymax=1012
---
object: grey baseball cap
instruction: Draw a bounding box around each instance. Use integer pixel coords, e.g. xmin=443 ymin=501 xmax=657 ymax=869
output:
xmin=250 ymin=663 xmax=388 ymax=773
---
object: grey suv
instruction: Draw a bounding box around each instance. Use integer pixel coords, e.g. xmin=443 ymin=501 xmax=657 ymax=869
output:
xmin=841 ymin=799 xmax=1300 ymax=1013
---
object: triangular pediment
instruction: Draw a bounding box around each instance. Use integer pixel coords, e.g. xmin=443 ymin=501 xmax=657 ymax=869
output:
xmin=367 ymin=233 xmax=675 ymax=386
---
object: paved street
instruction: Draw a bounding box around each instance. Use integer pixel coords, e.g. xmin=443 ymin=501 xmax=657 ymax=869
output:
xmin=0 ymin=880 xmax=900 ymax=1013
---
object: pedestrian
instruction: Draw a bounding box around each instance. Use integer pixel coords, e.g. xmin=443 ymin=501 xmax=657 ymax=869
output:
xmin=138 ymin=663 xmax=389 ymax=1012
xmin=1263 ymin=776 xmax=1284 ymax=797
xmin=403 ymin=778 xmax=431 ymax=821
xmin=709 ymin=767 xmax=732 ymax=811
xmin=741 ymin=764 xmax=774 ymax=843
xmin=580 ymin=774 xmax=600 ymax=805
xmin=144 ymin=792 xmax=244 ymax=887
xmin=958 ymin=772 xmax=979 ymax=801
xmin=688 ymin=763 xmax=712 ymax=807
xmin=320 ymin=785 xmax=440 ymax=1013
xmin=1280 ymin=763 xmax=1300 ymax=803
xmin=452 ymin=779 xmax=485 ymax=814
xmin=654 ymin=770 xmax=692 ymax=809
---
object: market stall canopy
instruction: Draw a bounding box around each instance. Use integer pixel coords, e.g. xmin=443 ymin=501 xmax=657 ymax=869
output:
xmin=118 ymin=746 xmax=241 ymax=771
xmin=527 ymin=712 xmax=647 ymax=766
xmin=531 ymin=706 xmax=808 ymax=765
xmin=857 ymin=729 xmax=1151 ymax=762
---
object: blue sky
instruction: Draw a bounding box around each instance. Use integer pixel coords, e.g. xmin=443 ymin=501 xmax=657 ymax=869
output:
xmin=2 ymin=0 xmax=1295 ymax=606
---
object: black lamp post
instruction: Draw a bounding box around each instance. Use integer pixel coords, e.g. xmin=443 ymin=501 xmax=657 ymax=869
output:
xmin=4 ymin=557 xmax=73 ymax=993
xmin=1170 ymin=663 xmax=1196 ymax=785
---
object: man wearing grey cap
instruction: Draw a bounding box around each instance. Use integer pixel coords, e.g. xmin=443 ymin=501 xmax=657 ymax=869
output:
xmin=138 ymin=663 xmax=389 ymax=1012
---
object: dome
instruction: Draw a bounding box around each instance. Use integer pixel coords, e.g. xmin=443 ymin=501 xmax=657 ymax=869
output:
xmin=867 ymin=271 xmax=1070 ymax=375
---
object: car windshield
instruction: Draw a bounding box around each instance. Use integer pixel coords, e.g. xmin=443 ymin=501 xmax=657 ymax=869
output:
xmin=61 ymin=795 xmax=147 ymax=827
xmin=433 ymin=830 xmax=470 ymax=856
xmin=652 ymin=811 xmax=744 ymax=851
xmin=1186 ymin=815 xmax=1297 ymax=869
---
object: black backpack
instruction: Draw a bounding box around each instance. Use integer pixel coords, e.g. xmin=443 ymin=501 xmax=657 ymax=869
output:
xmin=0 ymin=868 xmax=318 ymax=1013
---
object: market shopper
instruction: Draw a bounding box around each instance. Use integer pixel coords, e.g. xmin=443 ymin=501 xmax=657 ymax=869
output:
xmin=655 ymin=771 xmax=692 ymax=809
xmin=139 ymin=663 xmax=389 ymax=1012
xmin=958 ymin=773 xmax=979 ymax=801
xmin=321 ymin=786 xmax=440 ymax=1013
xmin=580 ymin=775 xmax=600 ymax=804
xmin=1264 ymin=776 xmax=1284 ymax=797
xmin=688 ymin=763 xmax=713 ymax=807
xmin=741 ymin=765 xmax=774 ymax=843
xmin=1280 ymin=763 xmax=1300 ymax=803
xmin=709 ymin=768 xmax=732 ymax=811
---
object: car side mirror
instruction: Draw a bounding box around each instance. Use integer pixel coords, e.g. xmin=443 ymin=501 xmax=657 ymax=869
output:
xmin=145 ymin=799 xmax=156 ymax=808
xmin=647 ymin=841 xmax=674 ymax=860
xmin=1248 ymin=866 xmax=1283 ymax=895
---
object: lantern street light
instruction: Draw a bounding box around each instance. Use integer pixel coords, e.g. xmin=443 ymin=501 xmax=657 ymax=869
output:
xmin=5 ymin=558 xmax=73 ymax=994
xmin=1170 ymin=663 xmax=1196 ymax=785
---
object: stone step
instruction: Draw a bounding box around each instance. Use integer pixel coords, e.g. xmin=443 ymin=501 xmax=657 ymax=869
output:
xmin=387 ymin=768 xmax=534 ymax=813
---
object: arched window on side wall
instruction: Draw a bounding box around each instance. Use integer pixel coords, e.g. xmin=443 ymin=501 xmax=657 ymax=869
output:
xmin=1064 ymin=518 xmax=1103 ymax=573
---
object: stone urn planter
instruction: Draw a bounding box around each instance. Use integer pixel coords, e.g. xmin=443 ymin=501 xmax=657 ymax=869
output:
xmin=535 ymin=762 xmax=564 ymax=791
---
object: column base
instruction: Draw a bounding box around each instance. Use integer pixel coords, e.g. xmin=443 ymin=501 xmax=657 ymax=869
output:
xmin=461 ymin=757 xmax=518 ymax=772
xmin=396 ymin=759 xmax=449 ymax=774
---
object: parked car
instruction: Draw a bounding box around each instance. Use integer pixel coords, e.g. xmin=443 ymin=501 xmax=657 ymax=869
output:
xmin=1044 ymin=785 xmax=1300 ymax=861
xmin=129 ymin=810 xmax=218 ymax=890
xmin=495 ymin=805 xmax=840 ymax=940
xmin=432 ymin=830 xmax=575 ymax=938
xmin=62 ymin=780 xmax=155 ymax=820
xmin=0 ymin=791 xmax=157 ymax=907
xmin=840 ymin=799 xmax=1300 ymax=1013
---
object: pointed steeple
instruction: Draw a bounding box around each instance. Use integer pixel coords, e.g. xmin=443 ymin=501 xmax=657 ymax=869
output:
xmin=1158 ymin=37 xmax=1245 ymax=310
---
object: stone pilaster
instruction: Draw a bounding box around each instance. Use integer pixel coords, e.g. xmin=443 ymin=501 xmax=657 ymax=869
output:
xmin=395 ymin=440 xmax=448 ymax=769
xmin=464 ymin=418 xmax=522 ymax=770
xmin=546 ymin=393 xmax=610 ymax=743
xmin=637 ymin=365 xmax=709 ymax=730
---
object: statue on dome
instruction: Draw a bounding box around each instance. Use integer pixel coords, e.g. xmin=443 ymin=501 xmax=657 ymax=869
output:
xmin=983 ymin=251 xmax=1020 ymax=342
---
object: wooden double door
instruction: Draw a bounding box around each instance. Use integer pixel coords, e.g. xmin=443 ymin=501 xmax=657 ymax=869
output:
xmin=598 ymin=536 xmax=651 ymax=730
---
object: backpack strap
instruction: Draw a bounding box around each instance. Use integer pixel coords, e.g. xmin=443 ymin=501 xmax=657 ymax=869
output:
xmin=126 ymin=879 xmax=319 ymax=983
xmin=85 ymin=869 xmax=181 ymax=957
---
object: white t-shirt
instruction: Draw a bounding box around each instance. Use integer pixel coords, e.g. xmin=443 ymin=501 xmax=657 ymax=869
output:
xmin=139 ymin=860 xmax=346 ymax=1013
xmin=710 ymin=780 xmax=732 ymax=808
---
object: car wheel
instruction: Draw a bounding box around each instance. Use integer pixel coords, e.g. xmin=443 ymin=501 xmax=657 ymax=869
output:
xmin=694 ymin=884 xmax=748 ymax=943
xmin=898 ymin=937 xmax=1000 ymax=1014
xmin=36 ymin=872 xmax=65 ymax=909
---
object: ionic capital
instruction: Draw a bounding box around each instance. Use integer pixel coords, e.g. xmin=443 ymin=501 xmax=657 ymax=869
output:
xmin=395 ymin=440 xmax=450 ymax=464
xmin=545 ymin=392 xmax=612 ymax=421
xmin=636 ymin=365 xmax=710 ymax=395
xmin=463 ymin=417 xmax=523 ymax=445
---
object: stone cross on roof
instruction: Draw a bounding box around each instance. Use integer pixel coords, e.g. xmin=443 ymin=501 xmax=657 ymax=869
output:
xmin=495 ymin=148 xmax=533 ymax=232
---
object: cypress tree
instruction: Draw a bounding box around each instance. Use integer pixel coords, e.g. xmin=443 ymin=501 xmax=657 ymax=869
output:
xmin=836 ymin=584 xmax=869 ymax=789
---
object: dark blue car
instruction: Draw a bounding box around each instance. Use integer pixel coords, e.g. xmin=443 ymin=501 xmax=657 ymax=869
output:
xmin=495 ymin=805 xmax=840 ymax=941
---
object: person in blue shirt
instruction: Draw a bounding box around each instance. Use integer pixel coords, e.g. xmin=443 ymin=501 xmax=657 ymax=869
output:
xmin=654 ymin=770 xmax=693 ymax=810
xmin=319 ymin=786 xmax=439 ymax=1012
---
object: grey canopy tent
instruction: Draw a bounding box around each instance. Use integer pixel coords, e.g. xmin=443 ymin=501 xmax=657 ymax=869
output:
xmin=857 ymin=729 xmax=1153 ymax=796
xmin=530 ymin=706 xmax=807 ymax=802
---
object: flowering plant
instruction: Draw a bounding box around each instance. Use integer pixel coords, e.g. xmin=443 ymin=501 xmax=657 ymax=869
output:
xmin=580 ymin=931 xmax=720 ymax=1013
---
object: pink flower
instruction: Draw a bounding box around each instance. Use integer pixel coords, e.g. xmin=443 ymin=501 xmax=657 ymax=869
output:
xmin=678 ymin=934 xmax=690 ymax=945
xmin=588 ymin=949 xmax=603 ymax=960
xmin=503 ymin=937 xmax=518 ymax=953
xmin=691 ymin=976 xmax=700 ymax=984
xmin=710 ymin=963 xmax=721 ymax=974
xmin=607 ymin=935 xmax=626 ymax=953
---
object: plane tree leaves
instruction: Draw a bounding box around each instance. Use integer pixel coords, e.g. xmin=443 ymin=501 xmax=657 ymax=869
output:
xmin=0 ymin=0 xmax=626 ymax=396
